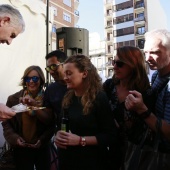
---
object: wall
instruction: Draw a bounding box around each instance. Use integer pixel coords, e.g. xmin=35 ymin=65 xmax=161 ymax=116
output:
xmin=147 ymin=0 xmax=170 ymax=31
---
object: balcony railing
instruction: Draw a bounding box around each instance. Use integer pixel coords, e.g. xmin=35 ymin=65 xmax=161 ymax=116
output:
xmin=105 ymin=0 xmax=113 ymax=5
xmin=113 ymin=16 xmax=133 ymax=25
xmin=105 ymin=37 xmax=114 ymax=41
xmin=135 ymin=2 xmax=144 ymax=9
xmin=74 ymin=10 xmax=79 ymax=16
xmin=105 ymin=25 xmax=112 ymax=29
xmin=136 ymin=31 xmax=145 ymax=35
xmin=105 ymin=12 xmax=112 ymax=17
xmin=134 ymin=16 xmax=145 ymax=22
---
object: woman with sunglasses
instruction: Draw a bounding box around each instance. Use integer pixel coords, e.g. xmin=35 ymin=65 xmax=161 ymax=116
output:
xmin=103 ymin=46 xmax=153 ymax=170
xmin=2 ymin=65 xmax=55 ymax=170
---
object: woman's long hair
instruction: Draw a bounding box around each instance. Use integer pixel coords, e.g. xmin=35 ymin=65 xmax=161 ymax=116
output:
xmin=62 ymin=55 xmax=102 ymax=115
xmin=113 ymin=46 xmax=150 ymax=92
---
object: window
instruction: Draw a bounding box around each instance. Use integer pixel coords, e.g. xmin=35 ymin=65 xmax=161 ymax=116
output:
xmin=108 ymin=57 xmax=113 ymax=65
xmin=63 ymin=12 xmax=71 ymax=22
xmin=75 ymin=10 xmax=79 ymax=16
xmin=63 ymin=0 xmax=71 ymax=7
xmin=138 ymin=39 xmax=145 ymax=49
xmin=108 ymin=69 xmax=113 ymax=77
xmin=51 ymin=6 xmax=57 ymax=16
xmin=97 ymin=58 xmax=102 ymax=68
xmin=137 ymin=26 xmax=145 ymax=34
xmin=130 ymin=40 xmax=135 ymax=46
xmin=137 ymin=12 xmax=144 ymax=18
xmin=52 ymin=24 xmax=56 ymax=33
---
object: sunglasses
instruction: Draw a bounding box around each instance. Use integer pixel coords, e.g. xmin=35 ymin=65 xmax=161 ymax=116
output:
xmin=24 ymin=76 xmax=40 ymax=83
xmin=112 ymin=60 xmax=125 ymax=68
xmin=45 ymin=63 xmax=63 ymax=72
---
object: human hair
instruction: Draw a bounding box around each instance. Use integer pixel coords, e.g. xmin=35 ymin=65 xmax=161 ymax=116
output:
xmin=45 ymin=50 xmax=68 ymax=63
xmin=145 ymin=29 xmax=170 ymax=51
xmin=20 ymin=65 xmax=45 ymax=89
xmin=62 ymin=54 xmax=103 ymax=115
xmin=0 ymin=4 xmax=25 ymax=32
xmin=113 ymin=46 xmax=150 ymax=92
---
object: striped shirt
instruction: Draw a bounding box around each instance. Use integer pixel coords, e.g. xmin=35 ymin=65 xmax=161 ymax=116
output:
xmin=151 ymin=71 xmax=170 ymax=123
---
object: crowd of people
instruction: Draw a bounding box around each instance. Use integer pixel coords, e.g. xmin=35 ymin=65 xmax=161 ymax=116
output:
xmin=1 ymin=3 xmax=170 ymax=170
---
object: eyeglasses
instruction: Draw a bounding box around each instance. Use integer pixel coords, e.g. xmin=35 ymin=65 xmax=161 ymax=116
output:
xmin=24 ymin=76 xmax=40 ymax=83
xmin=112 ymin=60 xmax=125 ymax=68
xmin=45 ymin=63 xmax=63 ymax=72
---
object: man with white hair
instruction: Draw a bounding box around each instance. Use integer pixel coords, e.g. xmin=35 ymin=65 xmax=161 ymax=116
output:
xmin=125 ymin=29 xmax=170 ymax=168
xmin=0 ymin=4 xmax=25 ymax=121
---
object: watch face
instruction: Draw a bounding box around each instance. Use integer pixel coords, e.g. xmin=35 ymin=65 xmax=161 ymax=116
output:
xmin=81 ymin=141 xmax=86 ymax=146
xmin=81 ymin=137 xmax=86 ymax=146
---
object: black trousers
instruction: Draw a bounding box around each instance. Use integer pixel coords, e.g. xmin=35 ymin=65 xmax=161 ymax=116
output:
xmin=13 ymin=145 xmax=51 ymax=170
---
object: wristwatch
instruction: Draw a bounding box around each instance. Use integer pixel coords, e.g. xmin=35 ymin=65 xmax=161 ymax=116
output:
xmin=80 ymin=137 xmax=86 ymax=146
xmin=139 ymin=110 xmax=151 ymax=119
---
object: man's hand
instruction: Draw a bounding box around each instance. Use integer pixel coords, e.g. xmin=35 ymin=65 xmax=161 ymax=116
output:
xmin=0 ymin=103 xmax=16 ymax=121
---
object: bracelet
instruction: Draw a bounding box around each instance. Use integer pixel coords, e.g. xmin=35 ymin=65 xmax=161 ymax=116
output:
xmin=139 ymin=110 xmax=151 ymax=119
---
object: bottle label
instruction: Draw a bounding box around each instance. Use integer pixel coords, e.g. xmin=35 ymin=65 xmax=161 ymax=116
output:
xmin=61 ymin=123 xmax=67 ymax=132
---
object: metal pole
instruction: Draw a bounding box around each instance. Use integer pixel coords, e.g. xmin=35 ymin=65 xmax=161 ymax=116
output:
xmin=46 ymin=0 xmax=49 ymax=86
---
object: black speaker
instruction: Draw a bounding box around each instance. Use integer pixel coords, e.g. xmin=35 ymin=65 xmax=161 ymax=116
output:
xmin=56 ymin=27 xmax=89 ymax=56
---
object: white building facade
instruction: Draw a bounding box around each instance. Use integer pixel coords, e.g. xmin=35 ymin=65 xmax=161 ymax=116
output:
xmin=104 ymin=0 xmax=170 ymax=79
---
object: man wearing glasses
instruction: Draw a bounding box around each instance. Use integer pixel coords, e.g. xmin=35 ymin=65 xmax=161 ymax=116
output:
xmin=41 ymin=50 xmax=68 ymax=130
xmin=0 ymin=4 xmax=25 ymax=121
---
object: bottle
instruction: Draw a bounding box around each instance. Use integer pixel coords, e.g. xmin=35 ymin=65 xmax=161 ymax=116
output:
xmin=61 ymin=109 xmax=69 ymax=132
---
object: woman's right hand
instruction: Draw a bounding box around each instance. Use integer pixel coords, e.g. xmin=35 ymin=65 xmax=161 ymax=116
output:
xmin=19 ymin=96 xmax=38 ymax=106
xmin=54 ymin=130 xmax=80 ymax=149
xmin=55 ymin=131 xmax=67 ymax=149
xmin=16 ymin=137 xmax=26 ymax=147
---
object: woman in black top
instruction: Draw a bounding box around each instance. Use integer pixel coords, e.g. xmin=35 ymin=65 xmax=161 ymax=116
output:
xmin=103 ymin=46 xmax=153 ymax=170
xmin=55 ymin=54 xmax=117 ymax=170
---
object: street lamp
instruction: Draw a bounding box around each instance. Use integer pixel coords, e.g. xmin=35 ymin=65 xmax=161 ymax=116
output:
xmin=46 ymin=0 xmax=49 ymax=85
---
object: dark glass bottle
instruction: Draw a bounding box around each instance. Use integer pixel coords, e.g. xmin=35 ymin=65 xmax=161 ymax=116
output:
xmin=61 ymin=109 xmax=69 ymax=132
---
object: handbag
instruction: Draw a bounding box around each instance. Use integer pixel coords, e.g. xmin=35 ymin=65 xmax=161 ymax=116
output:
xmin=124 ymin=119 xmax=170 ymax=170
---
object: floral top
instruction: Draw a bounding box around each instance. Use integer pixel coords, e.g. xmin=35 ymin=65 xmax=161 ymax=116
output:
xmin=103 ymin=79 xmax=153 ymax=145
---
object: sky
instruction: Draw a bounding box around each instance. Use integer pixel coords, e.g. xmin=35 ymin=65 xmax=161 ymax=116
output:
xmin=77 ymin=0 xmax=104 ymax=40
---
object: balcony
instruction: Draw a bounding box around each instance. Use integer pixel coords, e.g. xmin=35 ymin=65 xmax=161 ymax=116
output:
xmin=136 ymin=39 xmax=145 ymax=49
xmin=113 ymin=16 xmax=133 ymax=25
xmin=135 ymin=2 xmax=144 ymax=9
xmin=74 ymin=10 xmax=79 ymax=17
xmin=135 ymin=31 xmax=145 ymax=36
xmin=134 ymin=16 xmax=145 ymax=22
xmin=105 ymin=11 xmax=112 ymax=17
xmin=74 ymin=0 xmax=79 ymax=10
xmin=105 ymin=24 xmax=112 ymax=29
xmin=105 ymin=37 xmax=113 ymax=45
xmin=104 ymin=0 xmax=112 ymax=5
xmin=74 ymin=10 xmax=79 ymax=24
